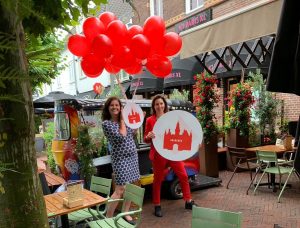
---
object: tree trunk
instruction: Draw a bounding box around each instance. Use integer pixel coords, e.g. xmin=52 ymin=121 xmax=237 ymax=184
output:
xmin=0 ymin=5 xmax=48 ymax=228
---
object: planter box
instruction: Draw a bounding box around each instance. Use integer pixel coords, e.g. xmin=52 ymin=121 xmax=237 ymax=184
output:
xmin=199 ymin=135 xmax=219 ymax=178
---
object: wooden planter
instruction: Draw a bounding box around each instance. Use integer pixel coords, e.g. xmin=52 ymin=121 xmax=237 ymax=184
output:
xmin=226 ymin=129 xmax=249 ymax=171
xmin=227 ymin=128 xmax=249 ymax=148
xmin=199 ymin=135 xmax=219 ymax=178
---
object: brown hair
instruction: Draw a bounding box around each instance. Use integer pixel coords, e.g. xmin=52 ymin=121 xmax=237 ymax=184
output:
xmin=151 ymin=94 xmax=169 ymax=115
xmin=102 ymin=96 xmax=122 ymax=121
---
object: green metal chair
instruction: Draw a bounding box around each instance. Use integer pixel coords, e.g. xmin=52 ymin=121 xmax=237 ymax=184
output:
xmin=88 ymin=183 xmax=145 ymax=228
xmin=278 ymin=146 xmax=300 ymax=202
xmin=253 ymin=151 xmax=292 ymax=197
xmin=191 ymin=206 xmax=242 ymax=228
xmin=68 ymin=176 xmax=112 ymax=227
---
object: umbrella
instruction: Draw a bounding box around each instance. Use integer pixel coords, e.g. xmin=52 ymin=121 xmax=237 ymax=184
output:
xmin=267 ymin=0 xmax=300 ymax=96
xmin=130 ymin=69 xmax=164 ymax=94
xmin=33 ymin=91 xmax=76 ymax=108
xmin=163 ymin=57 xmax=203 ymax=88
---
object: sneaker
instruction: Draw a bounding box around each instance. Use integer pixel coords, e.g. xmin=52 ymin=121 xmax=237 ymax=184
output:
xmin=185 ymin=200 xmax=197 ymax=210
xmin=154 ymin=205 xmax=163 ymax=217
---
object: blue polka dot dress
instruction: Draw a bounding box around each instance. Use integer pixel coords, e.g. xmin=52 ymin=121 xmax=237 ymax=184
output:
xmin=102 ymin=120 xmax=140 ymax=185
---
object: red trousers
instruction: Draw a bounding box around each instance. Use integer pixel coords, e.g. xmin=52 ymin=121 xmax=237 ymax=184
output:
xmin=152 ymin=153 xmax=191 ymax=205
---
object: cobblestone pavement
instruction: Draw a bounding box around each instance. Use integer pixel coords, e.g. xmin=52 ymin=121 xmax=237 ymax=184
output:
xmin=139 ymin=170 xmax=300 ymax=228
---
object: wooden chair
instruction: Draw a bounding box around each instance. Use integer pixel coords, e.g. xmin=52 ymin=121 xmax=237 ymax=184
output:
xmin=68 ymin=176 xmax=112 ymax=227
xmin=192 ymin=206 xmax=242 ymax=228
xmin=226 ymin=147 xmax=260 ymax=190
xmin=88 ymin=183 xmax=145 ymax=228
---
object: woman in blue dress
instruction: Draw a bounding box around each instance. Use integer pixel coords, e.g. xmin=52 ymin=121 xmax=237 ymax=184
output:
xmin=102 ymin=97 xmax=140 ymax=223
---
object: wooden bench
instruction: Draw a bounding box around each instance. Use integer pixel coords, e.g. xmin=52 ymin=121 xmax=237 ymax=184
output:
xmin=39 ymin=170 xmax=65 ymax=188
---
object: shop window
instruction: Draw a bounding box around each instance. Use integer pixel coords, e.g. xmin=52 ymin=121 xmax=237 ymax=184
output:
xmin=185 ymin=0 xmax=204 ymax=14
xmin=150 ymin=0 xmax=163 ymax=17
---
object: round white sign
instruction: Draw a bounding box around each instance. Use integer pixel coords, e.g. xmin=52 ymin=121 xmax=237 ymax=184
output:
xmin=152 ymin=110 xmax=203 ymax=161
xmin=122 ymin=101 xmax=144 ymax=129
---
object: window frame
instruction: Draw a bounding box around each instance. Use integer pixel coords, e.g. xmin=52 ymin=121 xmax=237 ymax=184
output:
xmin=150 ymin=0 xmax=163 ymax=17
xmin=185 ymin=0 xmax=204 ymax=14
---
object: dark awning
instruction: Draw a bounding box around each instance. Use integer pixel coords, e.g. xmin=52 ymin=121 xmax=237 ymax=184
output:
xmin=163 ymin=57 xmax=203 ymax=88
xmin=267 ymin=0 xmax=300 ymax=96
xmin=33 ymin=91 xmax=76 ymax=108
xmin=130 ymin=70 xmax=164 ymax=93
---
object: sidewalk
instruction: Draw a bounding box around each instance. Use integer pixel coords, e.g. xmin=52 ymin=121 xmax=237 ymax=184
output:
xmin=140 ymin=170 xmax=300 ymax=228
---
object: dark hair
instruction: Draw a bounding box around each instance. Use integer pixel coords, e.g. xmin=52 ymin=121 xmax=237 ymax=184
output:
xmin=151 ymin=94 xmax=169 ymax=115
xmin=102 ymin=96 xmax=122 ymax=121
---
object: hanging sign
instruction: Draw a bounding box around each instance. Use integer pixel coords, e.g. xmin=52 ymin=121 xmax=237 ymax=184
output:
xmin=122 ymin=101 xmax=144 ymax=129
xmin=152 ymin=110 xmax=203 ymax=161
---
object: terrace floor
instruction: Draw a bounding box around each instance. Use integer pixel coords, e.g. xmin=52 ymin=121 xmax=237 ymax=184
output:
xmin=140 ymin=170 xmax=300 ymax=228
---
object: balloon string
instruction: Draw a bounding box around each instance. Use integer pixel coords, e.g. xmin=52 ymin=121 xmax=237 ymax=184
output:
xmin=132 ymin=76 xmax=141 ymax=98
xmin=115 ymin=75 xmax=127 ymax=100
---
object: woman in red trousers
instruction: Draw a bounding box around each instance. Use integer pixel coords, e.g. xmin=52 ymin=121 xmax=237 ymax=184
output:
xmin=144 ymin=94 xmax=197 ymax=217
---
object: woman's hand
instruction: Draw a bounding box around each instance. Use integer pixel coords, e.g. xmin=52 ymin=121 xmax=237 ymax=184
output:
xmin=146 ymin=131 xmax=155 ymax=140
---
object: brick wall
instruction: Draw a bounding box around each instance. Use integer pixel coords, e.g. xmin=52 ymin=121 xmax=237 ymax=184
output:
xmin=132 ymin=0 xmax=150 ymax=26
xmin=212 ymin=0 xmax=261 ymax=18
xmin=275 ymin=93 xmax=300 ymax=121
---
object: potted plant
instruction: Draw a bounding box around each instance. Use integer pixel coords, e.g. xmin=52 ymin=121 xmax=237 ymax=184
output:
xmin=226 ymin=81 xmax=255 ymax=148
xmin=74 ymin=124 xmax=97 ymax=187
xmin=248 ymin=69 xmax=278 ymax=145
xmin=193 ymin=71 xmax=220 ymax=177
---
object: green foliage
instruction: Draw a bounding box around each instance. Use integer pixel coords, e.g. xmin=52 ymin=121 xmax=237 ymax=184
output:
xmin=42 ymin=122 xmax=56 ymax=173
xmin=109 ymin=85 xmax=123 ymax=98
xmin=74 ymin=124 xmax=96 ymax=185
xmin=193 ymin=72 xmax=220 ymax=141
xmin=248 ymin=69 xmax=278 ymax=138
xmin=169 ymin=89 xmax=190 ymax=101
xmin=26 ymin=33 xmax=66 ymax=93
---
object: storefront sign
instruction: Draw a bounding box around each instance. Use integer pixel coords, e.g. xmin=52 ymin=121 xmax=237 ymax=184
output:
xmin=166 ymin=72 xmax=182 ymax=79
xmin=175 ymin=8 xmax=212 ymax=33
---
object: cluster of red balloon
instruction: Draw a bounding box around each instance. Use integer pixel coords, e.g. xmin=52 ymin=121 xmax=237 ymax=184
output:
xmin=67 ymin=12 xmax=182 ymax=78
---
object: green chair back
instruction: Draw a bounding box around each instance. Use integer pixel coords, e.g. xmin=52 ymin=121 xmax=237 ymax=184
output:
xmin=121 ymin=183 xmax=145 ymax=212
xmin=192 ymin=206 xmax=242 ymax=228
xmin=256 ymin=151 xmax=278 ymax=164
xmin=90 ymin=176 xmax=112 ymax=197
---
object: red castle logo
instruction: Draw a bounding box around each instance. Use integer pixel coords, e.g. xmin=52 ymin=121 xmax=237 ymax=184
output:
xmin=163 ymin=121 xmax=192 ymax=151
xmin=127 ymin=108 xmax=141 ymax=124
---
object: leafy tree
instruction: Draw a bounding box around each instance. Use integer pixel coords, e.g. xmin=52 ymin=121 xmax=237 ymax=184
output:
xmin=248 ymin=69 xmax=278 ymax=141
xmin=0 ymin=0 xmax=112 ymax=227
xmin=27 ymin=33 xmax=66 ymax=93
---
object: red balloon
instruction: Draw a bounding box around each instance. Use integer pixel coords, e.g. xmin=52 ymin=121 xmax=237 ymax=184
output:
xmin=128 ymin=25 xmax=143 ymax=39
xmin=124 ymin=60 xmax=143 ymax=75
xmin=105 ymin=57 xmax=121 ymax=74
xmin=83 ymin=17 xmax=105 ymax=42
xmin=93 ymin=82 xmax=103 ymax=94
xmin=67 ymin=34 xmax=90 ymax=57
xmin=143 ymin=16 xmax=165 ymax=39
xmin=130 ymin=34 xmax=151 ymax=60
xmin=92 ymin=34 xmax=113 ymax=58
xmin=81 ymin=53 xmax=105 ymax=78
xmin=99 ymin=12 xmax=117 ymax=28
xmin=162 ymin=32 xmax=182 ymax=56
xmin=111 ymin=46 xmax=135 ymax=69
xmin=106 ymin=20 xmax=128 ymax=47
xmin=146 ymin=55 xmax=172 ymax=78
